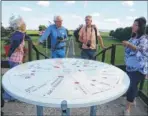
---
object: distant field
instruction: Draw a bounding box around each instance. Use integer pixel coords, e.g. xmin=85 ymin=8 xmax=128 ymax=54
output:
xmin=26 ymin=30 xmax=39 ymax=34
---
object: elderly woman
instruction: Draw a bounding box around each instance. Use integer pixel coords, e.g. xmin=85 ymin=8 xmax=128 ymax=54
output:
xmin=122 ymin=17 xmax=148 ymax=115
xmin=3 ymin=15 xmax=26 ymax=101
xmin=8 ymin=15 xmax=26 ymax=67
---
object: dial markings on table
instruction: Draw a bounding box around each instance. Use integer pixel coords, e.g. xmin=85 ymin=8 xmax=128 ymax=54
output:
xmin=8 ymin=59 xmax=125 ymax=99
xmin=25 ymin=80 xmax=51 ymax=93
xmin=25 ymin=86 xmax=35 ymax=93
xmin=47 ymin=76 xmax=64 ymax=96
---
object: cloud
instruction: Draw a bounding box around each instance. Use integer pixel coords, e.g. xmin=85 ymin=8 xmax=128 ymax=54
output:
xmin=20 ymin=7 xmax=32 ymax=11
xmin=84 ymin=1 xmax=88 ymax=8
xmin=126 ymin=16 xmax=137 ymax=20
xmin=66 ymin=1 xmax=76 ymax=4
xmin=122 ymin=1 xmax=134 ymax=7
xmin=71 ymin=14 xmax=83 ymax=21
xmin=104 ymin=18 xmax=121 ymax=24
xmin=92 ymin=13 xmax=100 ymax=17
xmin=130 ymin=8 xmax=135 ymax=12
xmin=37 ymin=1 xmax=50 ymax=7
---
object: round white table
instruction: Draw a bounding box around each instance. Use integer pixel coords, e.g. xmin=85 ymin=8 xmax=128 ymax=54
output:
xmin=2 ymin=58 xmax=130 ymax=116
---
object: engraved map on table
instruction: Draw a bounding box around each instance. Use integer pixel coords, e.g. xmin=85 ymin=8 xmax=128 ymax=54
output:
xmin=3 ymin=58 xmax=126 ymax=100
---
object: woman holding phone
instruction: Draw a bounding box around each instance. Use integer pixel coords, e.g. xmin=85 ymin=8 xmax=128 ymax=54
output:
xmin=122 ymin=17 xmax=148 ymax=115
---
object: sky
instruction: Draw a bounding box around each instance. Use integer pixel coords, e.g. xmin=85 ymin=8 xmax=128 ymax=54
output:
xmin=1 ymin=1 xmax=148 ymax=30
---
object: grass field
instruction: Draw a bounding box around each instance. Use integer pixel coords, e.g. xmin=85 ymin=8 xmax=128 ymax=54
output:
xmin=26 ymin=30 xmax=39 ymax=34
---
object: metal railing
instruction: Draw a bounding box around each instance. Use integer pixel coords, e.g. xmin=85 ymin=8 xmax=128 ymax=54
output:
xmin=27 ymin=39 xmax=48 ymax=61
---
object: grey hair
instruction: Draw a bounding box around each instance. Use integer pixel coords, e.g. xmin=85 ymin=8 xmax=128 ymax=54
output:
xmin=53 ymin=15 xmax=63 ymax=22
xmin=9 ymin=15 xmax=24 ymax=30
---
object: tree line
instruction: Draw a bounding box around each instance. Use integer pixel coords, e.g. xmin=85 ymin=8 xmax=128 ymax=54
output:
xmin=109 ymin=25 xmax=148 ymax=41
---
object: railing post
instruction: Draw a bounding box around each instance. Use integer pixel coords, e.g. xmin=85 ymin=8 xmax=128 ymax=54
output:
xmin=102 ymin=51 xmax=105 ymax=62
xmin=111 ymin=44 xmax=116 ymax=65
xmin=28 ymin=40 xmax=32 ymax=61
xmin=36 ymin=52 xmax=40 ymax=60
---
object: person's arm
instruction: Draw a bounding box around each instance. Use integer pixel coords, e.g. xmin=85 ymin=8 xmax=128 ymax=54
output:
xmin=122 ymin=41 xmax=137 ymax=51
xmin=79 ymin=27 xmax=87 ymax=44
xmin=39 ymin=26 xmax=51 ymax=44
xmin=96 ymin=27 xmax=105 ymax=49
xmin=98 ymin=36 xmax=105 ymax=49
xmin=122 ymin=37 xmax=148 ymax=52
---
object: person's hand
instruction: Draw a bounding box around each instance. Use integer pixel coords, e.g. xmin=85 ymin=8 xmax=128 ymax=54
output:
xmin=82 ymin=39 xmax=87 ymax=44
xmin=122 ymin=41 xmax=130 ymax=47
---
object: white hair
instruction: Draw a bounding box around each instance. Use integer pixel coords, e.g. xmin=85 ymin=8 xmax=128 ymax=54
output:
xmin=53 ymin=15 xmax=63 ymax=22
xmin=9 ymin=15 xmax=24 ymax=30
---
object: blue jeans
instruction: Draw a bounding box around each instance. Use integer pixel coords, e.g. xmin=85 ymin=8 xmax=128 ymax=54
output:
xmin=126 ymin=71 xmax=145 ymax=102
xmin=81 ymin=49 xmax=96 ymax=60
xmin=3 ymin=61 xmax=19 ymax=101
xmin=51 ymin=49 xmax=66 ymax=58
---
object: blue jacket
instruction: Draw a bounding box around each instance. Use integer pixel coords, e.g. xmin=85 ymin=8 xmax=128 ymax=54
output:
xmin=8 ymin=31 xmax=30 ymax=57
xmin=39 ymin=24 xmax=68 ymax=50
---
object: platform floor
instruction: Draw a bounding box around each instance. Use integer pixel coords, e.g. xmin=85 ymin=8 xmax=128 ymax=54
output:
xmin=1 ymin=97 xmax=147 ymax=116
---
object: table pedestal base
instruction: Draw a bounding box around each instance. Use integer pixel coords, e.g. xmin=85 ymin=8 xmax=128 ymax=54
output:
xmin=36 ymin=106 xmax=43 ymax=116
xmin=36 ymin=105 xmax=97 ymax=116
xmin=90 ymin=106 xmax=97 ymax=116
xmin=61 ymin=100 xmax=70 ymax=116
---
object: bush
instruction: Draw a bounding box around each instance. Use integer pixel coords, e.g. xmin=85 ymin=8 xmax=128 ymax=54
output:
xmin=110 ymin=27 xmax=132 ymax=41
xmin=39 ymin=25 xmax=47 ymax=31
xmin=110 ymin=25 xmax=148 ymax=41
xmin=109 ymin=30 xmax=114 ymax=37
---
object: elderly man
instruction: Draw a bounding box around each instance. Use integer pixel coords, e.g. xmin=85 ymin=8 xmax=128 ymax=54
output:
xmin=39 ymin=16 xmax=68 ymax=58
xmin=79 ymin=15 xmax=105 ymax=60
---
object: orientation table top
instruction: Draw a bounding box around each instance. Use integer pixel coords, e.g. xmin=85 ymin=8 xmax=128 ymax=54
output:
xmin=2 ymin=58 xmax=130 ymax=108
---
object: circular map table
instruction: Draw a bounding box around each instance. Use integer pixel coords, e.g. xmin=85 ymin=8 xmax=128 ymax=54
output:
xmin=2 ymin=58 xmax=130 ymax=116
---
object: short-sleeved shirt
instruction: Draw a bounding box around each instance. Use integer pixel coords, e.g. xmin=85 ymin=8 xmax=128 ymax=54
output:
xmin=125 ymin=35 xmax=148 ymax=75
xmin=9 ymin=39 xmax=25 ymax=63
xmin=39 ymin=24 xmax=68 ymax=50
xmin=79 ymin=25 xmax=100 ymax=49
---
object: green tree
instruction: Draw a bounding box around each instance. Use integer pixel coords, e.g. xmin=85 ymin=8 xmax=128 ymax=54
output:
xmin=122 ymin=27 xmax=132 ymax=41
xmin=109 ymin=30 xmax=114 ymax=37
xmin=39 ymin=25 xmax=47 ymax=31
xmin=113 ymin=28 xmax=124 ymax=40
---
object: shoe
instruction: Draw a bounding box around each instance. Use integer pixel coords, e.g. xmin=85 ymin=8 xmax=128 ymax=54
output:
xmin=124 ymin=110 xmax=130 ymax=116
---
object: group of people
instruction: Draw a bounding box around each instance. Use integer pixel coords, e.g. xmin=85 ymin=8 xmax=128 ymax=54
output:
xmin=2 ymin=15 xmax=148 ymax=115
